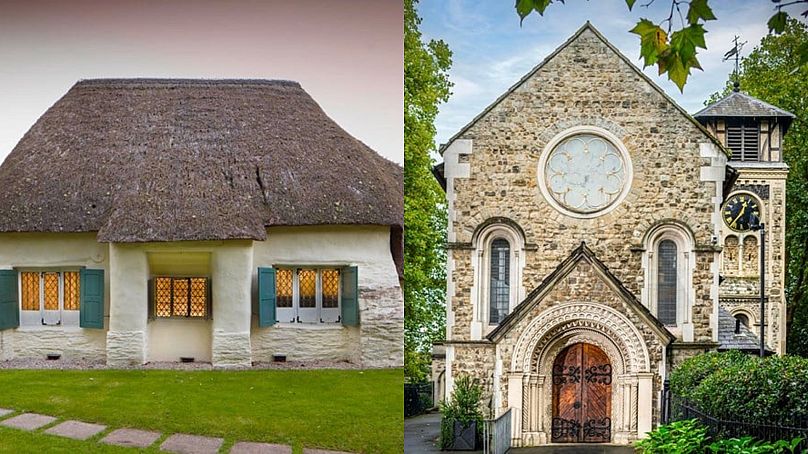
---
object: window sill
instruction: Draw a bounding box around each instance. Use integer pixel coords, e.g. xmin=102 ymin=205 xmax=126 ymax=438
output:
xmin=272 ymin=323 xmax=346 ymax=330
xmin=16 ymin=325 xmax=83 ymax=332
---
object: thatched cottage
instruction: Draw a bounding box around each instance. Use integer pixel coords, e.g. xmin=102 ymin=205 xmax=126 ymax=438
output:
xmin=0 ymin=79 xmax=403 ymax=368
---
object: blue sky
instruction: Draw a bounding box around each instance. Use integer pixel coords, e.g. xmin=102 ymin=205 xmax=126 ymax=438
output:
xmin=418 ymin=0 xmax=806 ymax=148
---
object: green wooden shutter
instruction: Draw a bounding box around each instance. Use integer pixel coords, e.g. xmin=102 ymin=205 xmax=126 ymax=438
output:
xmin=0 ymin=270 xmax=19 ymax=330
xmin=80 ymin=269 xmax=104 ymax=329
xmin=341 ymin=266 xmax=359 ymax=326
xmin=257 ymin=267 xmax=277 ymax=327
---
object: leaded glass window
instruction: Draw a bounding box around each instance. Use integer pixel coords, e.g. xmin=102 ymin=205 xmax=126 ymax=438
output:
xmin=657 ymin=240 xmax=678 ymax=325
xmin=19 ymin=270 xmax=81 ymax=326
xmin=274 ymin=268 xmax=341 ymax=323
xmin=489 ymin=239 xmax=510 ymax=325
xmin=153 ymin=276 xmax=210 ymax=318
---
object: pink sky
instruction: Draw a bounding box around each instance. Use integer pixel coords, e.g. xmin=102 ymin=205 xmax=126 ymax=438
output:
xmin=0 ymin=0 xmax=403 ymax=163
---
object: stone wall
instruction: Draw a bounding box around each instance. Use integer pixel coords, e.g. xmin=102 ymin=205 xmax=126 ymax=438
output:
xmin=443 ymin=27 xmax=722 ymax=345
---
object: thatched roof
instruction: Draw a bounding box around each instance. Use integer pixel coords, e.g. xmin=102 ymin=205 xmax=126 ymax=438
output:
xmin=0 ymin=79 xmax=402 ymax=242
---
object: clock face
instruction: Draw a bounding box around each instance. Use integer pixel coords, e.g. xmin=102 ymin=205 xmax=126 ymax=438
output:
xmin=723 ymin=194 xmax=761 ymax=231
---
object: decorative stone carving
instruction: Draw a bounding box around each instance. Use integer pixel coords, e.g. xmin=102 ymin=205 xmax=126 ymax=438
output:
xmin=511 ymin=302 xmax=650 ymax=374
xmin=723 ymin=236 xmax=739 ymax=273
xmin=743 ymin=236 xmax=758 ymax=273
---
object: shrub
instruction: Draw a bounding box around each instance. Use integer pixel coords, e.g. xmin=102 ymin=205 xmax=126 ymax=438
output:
xmin=439 ymin=375 xmax=484 ymax=449
xmin=669 ymin=350 xmax=752 ymax=399
xmin=635 ymin=419 xmax=709 ymax=454
xmin=692 ymin=355 xmax=808 ymax=423
xmin=707 ymin=436 xmax=803 ymax=454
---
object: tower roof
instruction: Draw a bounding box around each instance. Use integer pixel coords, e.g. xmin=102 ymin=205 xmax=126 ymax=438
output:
xmin=694 ymin=91 xmax=795 ymax=121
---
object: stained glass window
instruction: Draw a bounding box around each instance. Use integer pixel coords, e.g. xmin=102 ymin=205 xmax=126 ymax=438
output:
xmin=21 ymin=272 xmax=40 ymax=311
xmin=63 ymin=271 xmax=80 ymax=311
xmin=657 ymin=240 xmax=678 ymax=325
xmin=155 ymin=277 xmax=172 ymax=317
xmin=299 ymin=269 xmax=317 ymax=308
xmin=190 ymin=278 xmax=207 ymax=317
xmin=172 ymin=278 xmax=189 ymax=316
xmin=489 ymin=239 xmax=510 ymax=325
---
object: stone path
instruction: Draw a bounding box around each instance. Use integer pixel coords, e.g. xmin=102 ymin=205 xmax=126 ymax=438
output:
xmin=0 ymin=407 xmax=355 ymax=453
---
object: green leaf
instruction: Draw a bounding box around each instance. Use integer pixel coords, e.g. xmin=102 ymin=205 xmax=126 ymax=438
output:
xmin=625 ymin=0 xmax=637 ymax=11
xmin=687 ymin=0 xmax=716 ymax=24
xmin=768 ymin=11 xmax=788 ymax=34
xmin=516 ymin=0 xmax=534 ymax=24
xmin=631 ymin=19 xmax=669 ymax=67
xmin=665 ymin=52 xmax=689 ymax=91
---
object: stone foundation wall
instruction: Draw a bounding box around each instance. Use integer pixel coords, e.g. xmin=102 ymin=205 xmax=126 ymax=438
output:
xmin=0 ymin=328 xmax=106 ymax=361
xmin=251 ymin=324 xmax=360 ymax=363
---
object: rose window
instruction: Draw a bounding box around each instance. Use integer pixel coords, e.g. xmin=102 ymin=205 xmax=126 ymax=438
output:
xmin=543 ymin=134 xmax=627 ymax=214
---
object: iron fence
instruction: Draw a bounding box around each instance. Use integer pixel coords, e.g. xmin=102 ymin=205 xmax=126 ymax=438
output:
xmin=483 ymin=408 xmax=512 ymax=454
xmin=663 ymin=383 xmax=808 ymax=451
xmin=404 ymin=382 xmax=434 ymax=417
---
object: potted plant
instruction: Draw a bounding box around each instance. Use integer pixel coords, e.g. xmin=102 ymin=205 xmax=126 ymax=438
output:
xmin=439 ymin=375 xmax=484 ymax=450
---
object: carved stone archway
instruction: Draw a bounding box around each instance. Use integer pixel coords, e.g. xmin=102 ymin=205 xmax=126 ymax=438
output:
xmin=506 ymin=302 xmax=654 ymax=446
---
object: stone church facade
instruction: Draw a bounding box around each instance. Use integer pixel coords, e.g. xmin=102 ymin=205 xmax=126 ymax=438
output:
xmin=432 ymin=23 xmax=792 ymax=446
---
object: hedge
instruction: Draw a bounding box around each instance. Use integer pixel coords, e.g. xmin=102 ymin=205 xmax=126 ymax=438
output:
xmin=670 ymin=351 xmax=808 ymax=424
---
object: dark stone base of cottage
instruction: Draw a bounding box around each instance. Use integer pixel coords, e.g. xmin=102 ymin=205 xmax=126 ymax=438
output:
xmin=0 ymin=79 xmax=403 ymax=369
xmin=432 ymin=23 xmax=793 ymax=447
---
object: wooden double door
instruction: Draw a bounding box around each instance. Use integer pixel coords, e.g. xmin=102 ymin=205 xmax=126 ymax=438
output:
xmin=551 ymin=343 xmax=612 ymax=443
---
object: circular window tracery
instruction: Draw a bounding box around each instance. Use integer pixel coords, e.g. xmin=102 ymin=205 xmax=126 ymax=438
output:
xmin=544 ymin=134 xmax=627 ymax=214
xmin=538 ymin=127 xmax=633 ymax=219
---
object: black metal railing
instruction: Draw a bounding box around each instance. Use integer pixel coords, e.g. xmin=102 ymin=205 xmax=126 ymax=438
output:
xmin=663 ymin=382 xmax=808 ymax=450
xmin=404 ymin=382 xmax=434 ymax=417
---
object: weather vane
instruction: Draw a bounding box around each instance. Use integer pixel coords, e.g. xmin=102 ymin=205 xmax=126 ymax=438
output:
xmin=723 ymin=35 xmax=747 ymax=91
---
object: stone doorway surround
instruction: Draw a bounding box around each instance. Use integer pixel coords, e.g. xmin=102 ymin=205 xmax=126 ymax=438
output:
xmin=506 ymin=302 xmax=654 ymax=446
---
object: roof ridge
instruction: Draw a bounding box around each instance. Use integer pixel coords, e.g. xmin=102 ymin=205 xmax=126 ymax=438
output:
xmin=694 ymin=90 xmax=796 ymax=118
xmin=75 ymin=78 xmax=302 ymax=87
xmin=438 ymin=22 xmax=728 ymax=156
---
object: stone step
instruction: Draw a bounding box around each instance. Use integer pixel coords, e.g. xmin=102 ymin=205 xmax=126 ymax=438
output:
xmin=512 ymin=444 xmax=635 ymax=454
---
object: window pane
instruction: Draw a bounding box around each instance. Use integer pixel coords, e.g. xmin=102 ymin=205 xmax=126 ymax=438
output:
xmin=43 ymin=272 xmax=59 ymax=310
xmin=21 ymin=272 xmax=40 ymax=311
xmin=172 ymin=278 xmax=189 ymax=316
xmin=489 ymin=239 xmax=510 ymax=324
xmin=276 ymin=269 xmax=293 ymax=308
xmin=190 ymin=278 xmax=207 ymax=317
xmin=155 ymin=277 xmax=172 ymax=317
xmin=299 ymin=269 xmax=316 ymax=308
xmin=64 ymin=271 xmax=80 ymax=311
xmin=657 ymin=240 xmax=678 ymax=325
xmin=322 ymin=269 xmax=340 ymax=308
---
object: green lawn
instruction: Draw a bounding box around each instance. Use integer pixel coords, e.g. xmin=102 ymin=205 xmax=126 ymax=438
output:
xmin=0 ymin=368 xmax=403 ymax=453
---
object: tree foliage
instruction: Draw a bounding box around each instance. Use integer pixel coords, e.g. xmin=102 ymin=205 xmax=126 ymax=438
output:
xmin=514 ymin=0 xmax=808 ymax=91
xmin=404 ymin=0 xmax=452 ymax=381
xmin=705 ymin=19 xmax=808 ymax=356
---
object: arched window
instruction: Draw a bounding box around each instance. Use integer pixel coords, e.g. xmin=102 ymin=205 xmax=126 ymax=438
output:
xmin=489 ymin=239 xmax=510 ymax=325
xmin=723 ymin=235 xmax=739 ymax=273
xmin=743 ymin=236 xmax=759 ymax=273
xmin=657 ymin=240 xmax=678 ymax=326
xmin=735 ymin=313 xmax=749 ymax=334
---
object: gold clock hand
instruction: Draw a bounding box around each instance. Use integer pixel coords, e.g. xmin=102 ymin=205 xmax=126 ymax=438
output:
xmin=730 ymin=202 xmax=747 ymax=227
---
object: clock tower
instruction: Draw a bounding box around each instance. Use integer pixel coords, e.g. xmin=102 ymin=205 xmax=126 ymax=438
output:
xmin=694 ymin=84 xmax=795 ymax=354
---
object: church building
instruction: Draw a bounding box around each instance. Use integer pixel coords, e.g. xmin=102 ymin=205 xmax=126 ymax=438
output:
xmin=432 ymin=23 xmax=792 ymax=446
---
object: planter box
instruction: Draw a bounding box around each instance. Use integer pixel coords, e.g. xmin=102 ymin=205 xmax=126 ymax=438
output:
xmin=450 ymin=420 xmax=478 ymax=450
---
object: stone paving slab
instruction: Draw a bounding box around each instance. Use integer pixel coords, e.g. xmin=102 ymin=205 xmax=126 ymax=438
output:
xmin=0 ymin=408 xmax=13 ymax=418
xmin=0 ymin=413 xmax=56 ymax=430
xmin=230 ymin=441 xmax=293 ymax=454
xmin=303 ymin=449 xmax=354 ymax=454
xmin=101 ymin=428 xmax=162 ymax=448
xmin=160 ymin=433 xmax=224 ymax=454
xmin=45 ymin=420 xmax=107 ymax=440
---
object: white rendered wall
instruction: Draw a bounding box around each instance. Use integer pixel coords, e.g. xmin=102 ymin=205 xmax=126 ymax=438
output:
xmin=252 ymin=225 xmax=403 ymax=368
xmin=0 ymin=233 xmax=109 ymax=361
xmin=109 ymin=241 xmax=253 ymax=368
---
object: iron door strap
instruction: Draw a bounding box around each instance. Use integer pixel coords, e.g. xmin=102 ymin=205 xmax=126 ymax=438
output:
xmin=552 ymin=364 xmax=581 ymax=385
xmin=584 ymin=364 xmax=612 ymax=384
